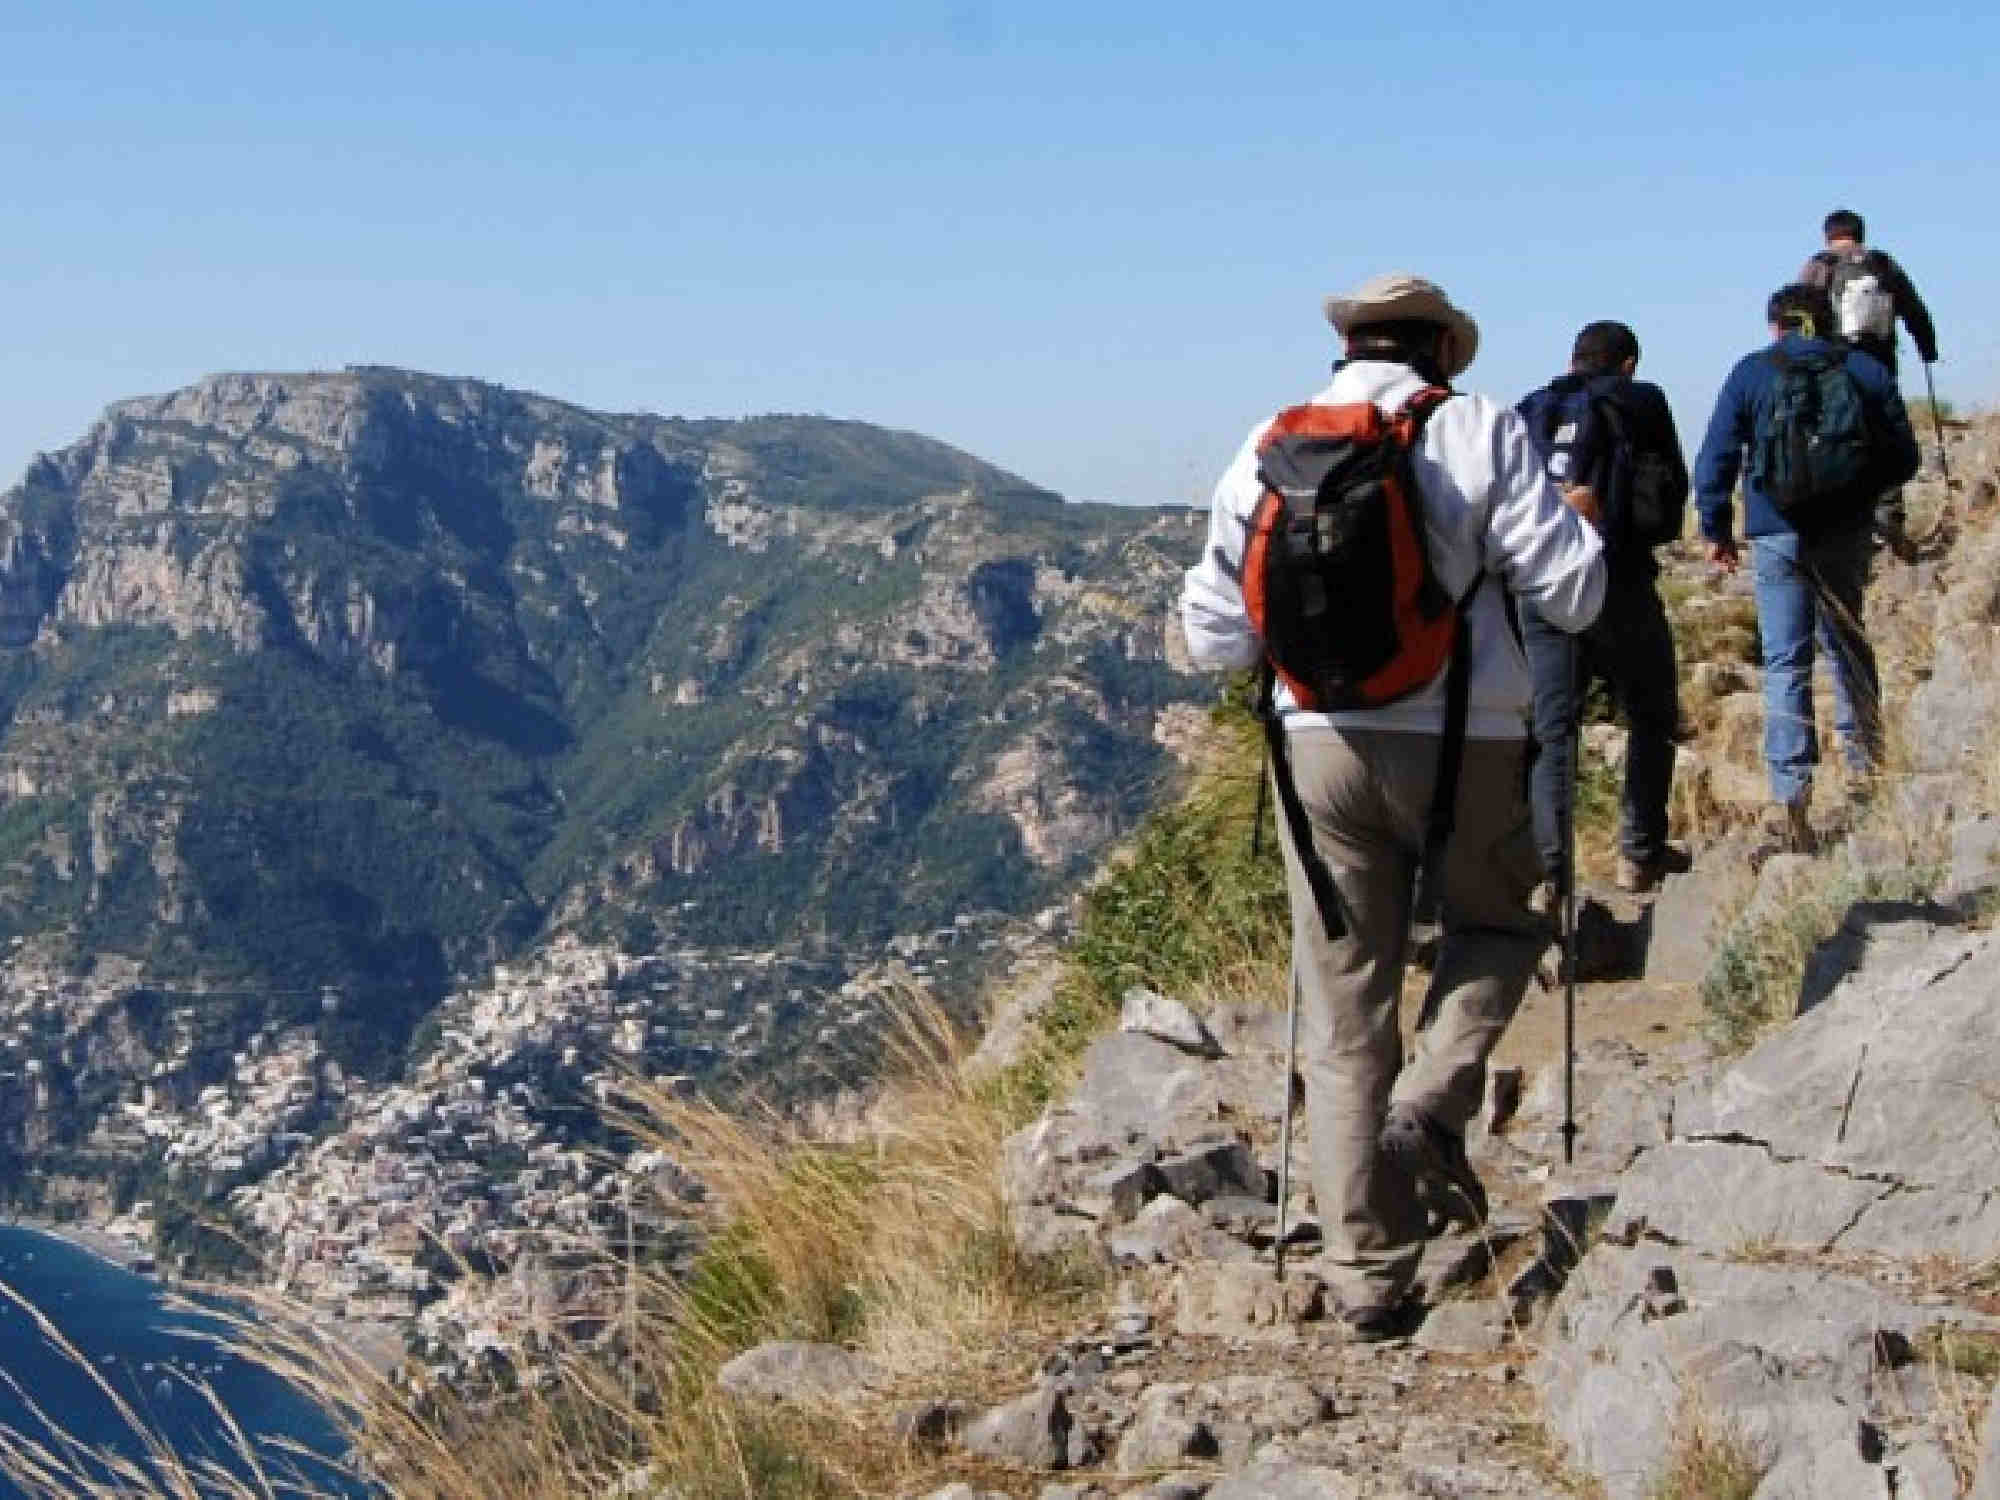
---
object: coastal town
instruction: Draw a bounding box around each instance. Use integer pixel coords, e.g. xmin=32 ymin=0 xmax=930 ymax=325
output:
xmin=1 ymin=908 xmax=1065 ymax=1384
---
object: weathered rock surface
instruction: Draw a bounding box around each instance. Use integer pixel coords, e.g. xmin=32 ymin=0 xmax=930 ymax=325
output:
xmin=1203 ymin=1459 xmax=1359 ymax=1499
xmin=1538 ymin=923 xmax=2000 ymax=1497
xmin=1620 ymin=930 xmax=1999 ymax=1259
xmin=715 ymin=1340 xmax=885 ymax=1403
xmin=963 ymin=1385 xmax=1093 ymax=1471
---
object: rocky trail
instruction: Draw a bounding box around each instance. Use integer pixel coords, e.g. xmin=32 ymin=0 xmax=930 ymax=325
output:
xmin=720 ymin=417 xmax=2000 ymax=1499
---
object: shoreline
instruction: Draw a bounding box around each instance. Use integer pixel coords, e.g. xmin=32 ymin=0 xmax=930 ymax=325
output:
xmin=2 ymin=1213 xmax=406 ymax=1378
xmin=0 ymin=1213 xmax=154 ymax=1274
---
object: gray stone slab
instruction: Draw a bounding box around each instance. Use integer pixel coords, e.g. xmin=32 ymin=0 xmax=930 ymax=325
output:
xmin=1155 ymin=1138 xmax=1261 ymax=1207
xmin=1413 ymin=1299 xmax=1506 ymax=1354
xmin=1605 ymin=1137 xmax=1889 ymax=1253
xmin=1644 ymin=834 xmax=1753 ymax=983
xmin=963 ymin=1385 xmax=1078 ymax=1472
xmin=1535 ymin=1245 xmax=1933 ymax=1500
xmin=715 ymin=1341 xmax=885 ymax=1403
xmin=1107 ymin=1195 xmax=1208 ymax=1267
xmin=1205 ymin=1459 xmax=1359 ymax=1500
xmin=1677 ymin=931 xmax=1997 ymax=1196
xmin=1121 ymin=985 xmax=1225 ymax=1057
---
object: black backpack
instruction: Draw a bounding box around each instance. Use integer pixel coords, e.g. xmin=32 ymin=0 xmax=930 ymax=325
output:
xmin=1516 ymin=376 xmax=1686 ymax=549
xmin=1245 ymin=387 xmax=1478 ymax=936
xmin=1752 ymin=348 xmax=1876 ymax=519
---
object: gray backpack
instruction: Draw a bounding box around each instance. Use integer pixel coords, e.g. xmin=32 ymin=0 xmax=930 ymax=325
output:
xmin=1820 ymin=248 xmax=1895 ymax=344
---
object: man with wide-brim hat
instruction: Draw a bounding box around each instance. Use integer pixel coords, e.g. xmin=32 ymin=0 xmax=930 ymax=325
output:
xmin=1322 ymin=272 xmax=1481 ymax=380
xmin=1179 ymin=271 xmax=1604 ymax=1336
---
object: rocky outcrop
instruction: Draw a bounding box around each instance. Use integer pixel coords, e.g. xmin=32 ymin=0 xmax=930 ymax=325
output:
xmin=1536 ymin=920 xmax=2000 ymax=1498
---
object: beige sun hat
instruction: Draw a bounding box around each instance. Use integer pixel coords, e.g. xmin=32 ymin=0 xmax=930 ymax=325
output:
xmin=1322 ymin=272 xmax=1480 ymax=379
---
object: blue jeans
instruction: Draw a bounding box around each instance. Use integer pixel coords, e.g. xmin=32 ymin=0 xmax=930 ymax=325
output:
xmin=1522 ymin=557 xmax=1680 ymax=874
xmin=1749 ymin=526 xmax=1882 ymax=805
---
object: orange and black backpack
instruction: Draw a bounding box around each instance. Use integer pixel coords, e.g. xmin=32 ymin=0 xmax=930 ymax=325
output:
xmin=1244 ymin=386 xmax=1479 ymax=935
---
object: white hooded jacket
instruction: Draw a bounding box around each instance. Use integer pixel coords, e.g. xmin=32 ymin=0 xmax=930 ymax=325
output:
xmin=1179 ymin=360 xmax=1607 ymax=739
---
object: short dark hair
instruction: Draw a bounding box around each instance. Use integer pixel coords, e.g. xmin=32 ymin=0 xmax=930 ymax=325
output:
xmin=1343 ymin=319 xmax=1450 ymax=379
xmin=1823 ymin=208 xmax=1866 ymax=242
xmin=1767 ymin=283 xmax=1836 ymax=337
xmin=1571 ymin=320 xmax=1640 ymax=374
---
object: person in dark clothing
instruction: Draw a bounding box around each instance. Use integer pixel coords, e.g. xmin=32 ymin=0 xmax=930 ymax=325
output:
xmin=1799 ymin=208 xmax=1938 ymax=555
xmin=1798 ymin=209 xmax=1938 ymax=376
xmin=1693 ymin=284 xmax=1921 ymax=852
xmin=1516 ymin=321 xmax=1690 ymax=894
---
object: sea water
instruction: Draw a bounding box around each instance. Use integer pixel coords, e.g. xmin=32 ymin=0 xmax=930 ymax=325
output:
xmin=0 ymin=1226 xmax=368 ymax=1497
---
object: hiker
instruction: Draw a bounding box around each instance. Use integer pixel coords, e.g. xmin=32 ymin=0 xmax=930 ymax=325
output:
xmin=1179 ymin=273 xmax=1605 ymax=1336
xmin=1798 ymin=208 xmax=1939 ymax=556
xmin=1692 ymin=282 xmax=1920 ymax=852
xmin=1798 ymin=209 xmax=1938 ymax=377
xmin=1516 ymin=321 xmax=1691 ymax=895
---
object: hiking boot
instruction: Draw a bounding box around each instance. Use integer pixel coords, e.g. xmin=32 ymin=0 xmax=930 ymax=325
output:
xmin=1613 ymin=845 xmax=1693 ymax=894
xmin=1759 ymin=801 xmax=1817 ymax=856
xmin=1379 ymin=1105 xmax=1487 ymax=1231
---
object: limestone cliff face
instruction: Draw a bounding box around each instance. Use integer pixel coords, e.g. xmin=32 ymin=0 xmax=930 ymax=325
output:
xmin=0 ymin=366 xmax=1206 ymax=1125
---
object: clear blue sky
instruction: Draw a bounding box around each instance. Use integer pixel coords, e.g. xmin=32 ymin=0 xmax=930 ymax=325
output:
xmin=3 ymin=3 xmax=1994 ymax=506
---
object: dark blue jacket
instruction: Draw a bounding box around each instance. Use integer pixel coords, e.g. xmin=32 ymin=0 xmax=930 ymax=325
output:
xmin=1693 ymin=333 xmax=1920 ymax=542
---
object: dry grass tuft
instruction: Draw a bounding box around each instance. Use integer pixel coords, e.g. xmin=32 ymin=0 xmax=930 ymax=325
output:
xmin=1648 ymin=1391 xmax=1766 ymax=1500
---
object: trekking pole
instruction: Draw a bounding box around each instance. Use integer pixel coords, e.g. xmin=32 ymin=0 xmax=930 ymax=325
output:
xmin=1922 ymin=362 xmax=1955 ymax=491
xmin=1274 ymin=970 xmax=1301 ymax=1281
xmin=1560 ymin=632 xmax=1580 ymax=1167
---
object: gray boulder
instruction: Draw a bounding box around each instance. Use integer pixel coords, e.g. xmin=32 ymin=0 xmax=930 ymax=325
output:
xmin=1120 ymin=986 xmax=1225 ymax=1057
xmin=1107 ymin=1195 xmax=1215 ymax=1267
xmin=714 ymin=1340 xmax=884 ymax=1403
xmin=1629 ymin=931 xmax=2000 ymax=1260
xmin=1004 ymin=1029 xmax=1286 ymax=1254
xmin=1643 ymin=836 xmax=1752 ymax=982
xmin=1204 ymin=1459 xmax=1360 ymax=1499
xmin=963 ymin=1384 xmax=1089 ymax=1471
xmin=1536 ymin=1246 xmax=1932 ymax=1499
xmin=1413 ymin=1299 xmax=1506 ymax=1355
xmin=1114 ymin=1376 xmax=1334 ymax=1474
xmin=1154 ymin=1138 xmax=1262 ymax=1208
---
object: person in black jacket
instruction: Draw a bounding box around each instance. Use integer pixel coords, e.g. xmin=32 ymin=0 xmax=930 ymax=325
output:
xmin=1516 ymin=321 xmax=1691 ymax=894
xmin=1799 ymin=208 xmax=1938 ymax=558
xmin=1799 ymin=209 xmax=1938 ymax=376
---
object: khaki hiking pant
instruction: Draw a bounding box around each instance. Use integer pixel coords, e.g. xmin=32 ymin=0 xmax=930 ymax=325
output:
xmin=1273 ymin=726 xmax=1548 ymax=1312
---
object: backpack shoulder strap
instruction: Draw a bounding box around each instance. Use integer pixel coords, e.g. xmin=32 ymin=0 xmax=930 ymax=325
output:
xmin=1391 ymin=385 xmax=1455 ymax=437
xmin=1258 ymin=667 xmax=1347 ymax=942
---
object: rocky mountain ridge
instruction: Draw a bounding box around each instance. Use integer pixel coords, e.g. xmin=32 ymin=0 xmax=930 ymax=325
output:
xmin=700 ymin=415 xmax=2000 ymax=1497
xmin=0 ymin=366 xmax=1205 ymax=1205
